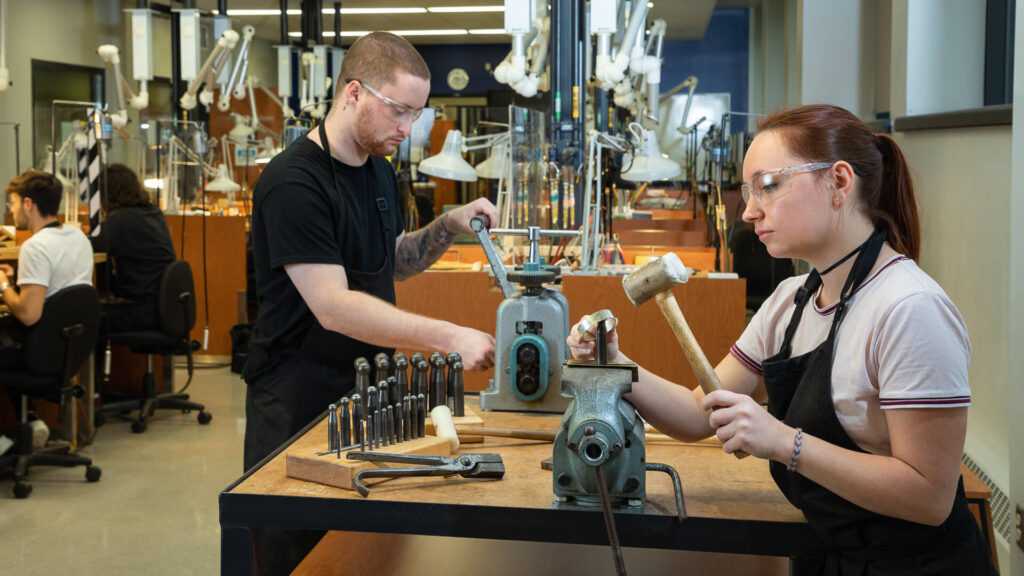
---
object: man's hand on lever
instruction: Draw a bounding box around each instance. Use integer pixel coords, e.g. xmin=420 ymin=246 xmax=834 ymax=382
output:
xmin=444 ymin=198 xmax=499 ymax=234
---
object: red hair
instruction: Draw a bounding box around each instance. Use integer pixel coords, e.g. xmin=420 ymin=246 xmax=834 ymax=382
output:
xmin=758 ymin=105 xmax=920 ymax=261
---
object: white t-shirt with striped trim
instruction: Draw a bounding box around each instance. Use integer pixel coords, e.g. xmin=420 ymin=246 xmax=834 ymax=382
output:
xmin=731 ymin=255 xmax=971 ymax=456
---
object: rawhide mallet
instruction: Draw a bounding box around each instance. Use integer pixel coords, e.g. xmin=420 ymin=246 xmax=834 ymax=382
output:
xmin=622 ymin=252 xmax=748 ymax=459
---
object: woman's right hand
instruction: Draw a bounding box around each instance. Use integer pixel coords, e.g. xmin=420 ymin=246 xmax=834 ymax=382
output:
xmin=567 ymin=314 xmax=621 ymax=362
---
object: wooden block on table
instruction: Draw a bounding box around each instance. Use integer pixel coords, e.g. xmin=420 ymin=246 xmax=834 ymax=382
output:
xmin=425 ymin=407 xmax=485 ymax=443
xmin=286 ymin=435 xmax=452 ymax=491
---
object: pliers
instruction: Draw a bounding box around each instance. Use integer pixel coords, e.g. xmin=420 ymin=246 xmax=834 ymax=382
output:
xmin=346 ymin=452 xmax=506 ymax=497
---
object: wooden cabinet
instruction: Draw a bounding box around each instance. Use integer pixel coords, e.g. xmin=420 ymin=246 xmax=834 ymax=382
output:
xmin=395 ymin=271 xmax=746 ymax=393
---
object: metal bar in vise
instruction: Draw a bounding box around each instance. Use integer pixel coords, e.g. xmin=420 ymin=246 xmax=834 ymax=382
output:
xmin=595 ymin=464 xmax=627 ymax=576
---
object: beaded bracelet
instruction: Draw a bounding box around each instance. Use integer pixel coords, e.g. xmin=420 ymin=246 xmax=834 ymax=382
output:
xmin=787 ymin=428 xmax=803 ymax=472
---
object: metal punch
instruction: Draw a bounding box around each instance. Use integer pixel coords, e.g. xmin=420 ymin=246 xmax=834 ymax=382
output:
xmin=346 ymin=452 xmax=506 ymax=497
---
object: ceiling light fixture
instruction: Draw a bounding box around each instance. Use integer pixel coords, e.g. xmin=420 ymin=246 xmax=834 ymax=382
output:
xmin=290 ymin=29 xmax=470 ymax=38
xmin=327 ymin=7 xmax=426 ymax=14
xmin=218 ymin=7 xmax=428 ymax=16
xmin=468 ymin=29 xmax=506 ymax=35
xmin=427 ymin=6 xmax=505 ymax=12
xmin=218 ymin=9 xmax=302 ymax=16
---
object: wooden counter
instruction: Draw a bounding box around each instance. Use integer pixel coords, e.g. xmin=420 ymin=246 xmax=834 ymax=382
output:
xmin=395 ymin=271 xmax=745 ymax=393
xmin=165 ymin=215 xmax=247 ymax=356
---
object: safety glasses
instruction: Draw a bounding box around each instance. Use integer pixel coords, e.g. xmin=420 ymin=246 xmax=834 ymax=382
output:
xmin=349 ymin=79 xmax=425 ymax=124
xmin=741 ymin=162 xmax=835 ymax=206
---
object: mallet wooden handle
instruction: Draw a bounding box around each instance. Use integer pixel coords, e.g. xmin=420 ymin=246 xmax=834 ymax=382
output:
xmin=654 ymin=291 xmax=749 ymax=459
xmin=655 ymin=292 xmax=721 ymax=394
xmin=456 ymin=427 xmax=557 ymax=442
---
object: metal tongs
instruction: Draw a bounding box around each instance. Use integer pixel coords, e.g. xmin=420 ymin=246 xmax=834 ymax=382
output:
xmin=346 ymin=452 xmax=506 ymax=497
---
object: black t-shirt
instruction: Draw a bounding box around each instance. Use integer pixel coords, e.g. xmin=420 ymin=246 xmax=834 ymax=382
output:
xmin=90 ymin=204 xmax=176 ymax=303
xmin=244 ymin=134 xmax=403 ymax=382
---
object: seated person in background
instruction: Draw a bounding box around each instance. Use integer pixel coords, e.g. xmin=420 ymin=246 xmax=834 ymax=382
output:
xmin=91 ymin=164 xmax=176 ymax=332
xmin=0 ymin=170 xmax=94 ymax=367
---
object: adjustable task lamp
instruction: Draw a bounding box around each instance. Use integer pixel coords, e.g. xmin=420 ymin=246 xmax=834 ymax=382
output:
xmin=475 ymin=142 xmax=509 ymax=179
xmin=254 ymin=138 xmax=279 ymax=165
xmin=207 ymin=138 xmax=241 ymax=196
xmin=206 ymin=164 xmax=240 ymax=193
xmin=621 ymin=124 xmax=682 ymax=182
xmin=418 ymin=130 xmax=477 ymax=182
xmin=419 ymin=127 xmax=514 ymax=231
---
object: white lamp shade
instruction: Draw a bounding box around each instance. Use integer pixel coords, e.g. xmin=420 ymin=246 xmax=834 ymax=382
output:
xmin=206 ymin=164 xmax=241 ymax=192
xmin=622 ymin=127 xmax=682 ymax=182
xmin=254 ymin=138 xmax=279 ymax=164
xmin=418 ymin=130 xmax=477 ymax=182
xmin=475 ymin=143 xmax=509 ymax=179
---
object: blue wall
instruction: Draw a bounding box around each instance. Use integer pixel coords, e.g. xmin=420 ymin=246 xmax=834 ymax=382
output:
xmin=660 ymin=9 xmax=749 ymax=115
xmin=412 ymin=9 xmax=749 ymax=108
xmin=417 ymin=44 xmax=511 ymax=96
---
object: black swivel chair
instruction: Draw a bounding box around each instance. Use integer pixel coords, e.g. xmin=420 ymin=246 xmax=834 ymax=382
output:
xmin=730 ymin=226 xmax=794 ymax=314
xmin=99 ymin=260 xmax=211 ymax=433
xmin=0 ymin=284 xmax=103 ymax=499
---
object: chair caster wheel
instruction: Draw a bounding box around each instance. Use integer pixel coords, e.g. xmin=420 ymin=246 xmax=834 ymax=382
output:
xmin=94 ymin=413 xmax=106 ymax=427
xmin=13 ymin=482 xmax=32 ymax=499
xmin=197 ymin=411 xmax=212 ymax=425
xmin=131 ymin=420 xmax=148 ymax=433
xmin=86 ymin=466 xmax=102 ymax=483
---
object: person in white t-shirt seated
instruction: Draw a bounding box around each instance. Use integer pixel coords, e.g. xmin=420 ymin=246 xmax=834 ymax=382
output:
xmin=0 ymin=170 xmax=93 ymax=367
xmin=568 ymin=105 xmax=997 ymax=574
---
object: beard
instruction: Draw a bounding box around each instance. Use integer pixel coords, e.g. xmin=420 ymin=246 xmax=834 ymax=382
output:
xmin=354 ymin=108 xmax=402 ymax=157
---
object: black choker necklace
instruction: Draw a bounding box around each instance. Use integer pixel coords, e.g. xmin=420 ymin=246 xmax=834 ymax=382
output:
xmin=40 ymin=221 xmax=61 ymax=231
xmin=820 ymin=236 xmax=871 ymax=275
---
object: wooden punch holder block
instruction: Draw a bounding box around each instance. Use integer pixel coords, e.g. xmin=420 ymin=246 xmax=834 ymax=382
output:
xmin=286 ymin=408 xmax=458 ymax=492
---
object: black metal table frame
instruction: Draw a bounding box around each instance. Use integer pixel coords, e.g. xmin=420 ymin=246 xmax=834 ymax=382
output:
xmin=219 ymin=413 xmax=825 ymax=575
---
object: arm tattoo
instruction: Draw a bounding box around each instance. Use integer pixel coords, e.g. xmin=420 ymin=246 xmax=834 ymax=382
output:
xmin=394 ymin=213 xmax=459 ymax=279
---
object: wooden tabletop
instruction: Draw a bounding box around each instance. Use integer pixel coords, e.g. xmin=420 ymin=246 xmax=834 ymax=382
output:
xmin=221 ymin=400 xmax=820 ymax=575
xmin=0 ymin=245 xmax=106 ymax=263
xmin=230 ymin=408 xmax=804 ymax=524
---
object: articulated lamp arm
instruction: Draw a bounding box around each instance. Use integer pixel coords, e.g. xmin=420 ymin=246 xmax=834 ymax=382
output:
xmin=180 ymin=29 xmax=239 ymax=111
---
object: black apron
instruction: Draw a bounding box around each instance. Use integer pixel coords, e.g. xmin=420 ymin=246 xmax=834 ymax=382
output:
xmin=244 ymin=123 xmax=398 ymax=471
xmin=762 ymin=229 xmax=996 ymax=576
xmin=299 ymin=121 xmax=398 ymax=368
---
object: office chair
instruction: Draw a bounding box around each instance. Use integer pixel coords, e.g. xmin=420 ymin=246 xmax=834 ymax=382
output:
xmin=0 ymin=284 xmax=102 ymax=499
xmin=729 ymin=226 xmax=794 ymax=314
xmin=99 ymin=260 xmax=211 ymax=433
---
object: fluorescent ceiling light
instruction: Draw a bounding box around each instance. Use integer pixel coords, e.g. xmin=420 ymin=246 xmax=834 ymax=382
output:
xmin=428 ymin=6 xmax=505 ymax=12
xmin=390 ymin=29 xmax=468 ymax=36
xmin=291 ymin=30 xmax=470 ymax=38
xmin=217 ymin=8 xmax=429 ymax=16
xmin=327 ymin=8 xmax=426 ymax=14
xmin=468 ymin=29 xmax=506 ymax=35
xmin=219 ymin=9 xmax=302 ymax=16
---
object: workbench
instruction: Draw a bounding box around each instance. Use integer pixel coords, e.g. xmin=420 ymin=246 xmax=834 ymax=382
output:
xmin=219 ymin=402 xmax=824 ymax=575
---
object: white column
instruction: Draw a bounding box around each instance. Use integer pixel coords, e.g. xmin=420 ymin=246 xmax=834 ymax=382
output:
xmin=905 ymin=0 xmax=985 ymax=115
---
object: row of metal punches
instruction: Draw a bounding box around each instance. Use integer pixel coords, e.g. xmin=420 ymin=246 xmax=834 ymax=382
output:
xmin=319 ymin=351 xmax=467 ymax=456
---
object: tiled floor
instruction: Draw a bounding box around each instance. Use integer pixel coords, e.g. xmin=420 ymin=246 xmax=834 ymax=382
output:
xmin=1 ymin=365 xmax=246 ymax=576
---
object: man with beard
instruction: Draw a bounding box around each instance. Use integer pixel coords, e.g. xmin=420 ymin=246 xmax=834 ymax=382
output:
xmin=244 ymin=32 xmax=496 ymax=574
xmin=0 ymin=170 xmax=93 ymax=368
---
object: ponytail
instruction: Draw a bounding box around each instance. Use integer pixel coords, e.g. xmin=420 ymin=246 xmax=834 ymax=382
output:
xmin=873 ymin=134 xmax=920 ymax=261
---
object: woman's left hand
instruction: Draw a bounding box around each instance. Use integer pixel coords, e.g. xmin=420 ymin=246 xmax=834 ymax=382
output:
xmin=702 ymin=390 xmax=792 ymax=460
